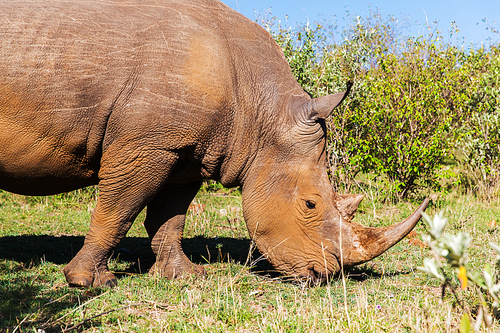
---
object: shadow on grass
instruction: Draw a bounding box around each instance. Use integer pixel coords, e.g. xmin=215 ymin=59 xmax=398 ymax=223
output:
xmin=0 ymin=235 xmax=410 ymax=330
xmin=0 ymin=235 xmax=260 ymax=331
xmin=344 ymin=264 xmax=413 ymax=282
xmin=0 ymin=234 xmax=410 ymax=282
xmin=0 ymin=234 xmax=268 ymax=274
xmin=0 ymin=255 xmax=103 ymax=332
xmin=0 ymin=276 xmax=82 ymax=332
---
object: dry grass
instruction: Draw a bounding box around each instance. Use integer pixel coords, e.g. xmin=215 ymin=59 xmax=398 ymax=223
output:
xmin=1 ymin=185 xmax=500 ymax=332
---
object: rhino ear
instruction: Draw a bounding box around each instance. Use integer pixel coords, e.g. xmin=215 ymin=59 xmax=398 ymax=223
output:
xmin=308 ymin=81 xmax=352 ymax=120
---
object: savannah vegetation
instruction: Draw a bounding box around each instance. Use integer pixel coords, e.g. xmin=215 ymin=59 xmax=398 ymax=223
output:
xmin=2 ymin=8 xmax=500 ymax=333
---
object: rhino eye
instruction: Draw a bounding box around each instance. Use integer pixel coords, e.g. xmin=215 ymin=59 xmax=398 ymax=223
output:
xmin=305 ymin=200 xmax=316 ymax=209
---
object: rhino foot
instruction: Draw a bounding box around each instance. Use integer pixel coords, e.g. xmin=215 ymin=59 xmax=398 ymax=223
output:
xmin=63 ymin=246 xmax=118 ymax=288
xmin=149 ymin=253 xmax=206 ymax=279
xmin=92 ymin=270 xmax=118 ymax=287
xmin=64 ymin=265 xmax=117 ymax=288
xmin=64 ymin=269 xmax=93 ymax=288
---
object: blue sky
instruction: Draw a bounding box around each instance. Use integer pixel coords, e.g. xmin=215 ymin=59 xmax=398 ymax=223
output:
xmin=221 ymin=0 xmax=500 ymax=47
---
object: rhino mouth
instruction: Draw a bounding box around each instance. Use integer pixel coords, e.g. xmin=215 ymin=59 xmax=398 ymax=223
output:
xmin=284 ymin=255 xmax=339 ymax=284
xmin=304 ymin=263 xmax=334 ymax=284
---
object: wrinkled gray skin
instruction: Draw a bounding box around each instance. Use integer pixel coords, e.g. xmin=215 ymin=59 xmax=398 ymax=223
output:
xmin=0 ymin=0 xmax=428 ymax=287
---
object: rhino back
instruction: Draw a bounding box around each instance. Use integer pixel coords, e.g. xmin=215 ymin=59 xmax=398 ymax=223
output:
xmin=0 ymin=0 xmax=301 ymax=194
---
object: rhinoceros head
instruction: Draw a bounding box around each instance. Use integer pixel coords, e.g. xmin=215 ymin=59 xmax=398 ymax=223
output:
xmin=240 ymin=83 xmax=428 ymax=282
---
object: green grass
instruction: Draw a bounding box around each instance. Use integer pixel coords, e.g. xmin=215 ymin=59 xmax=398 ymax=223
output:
xmin=1 ymin=184 xmax=500 ymax=332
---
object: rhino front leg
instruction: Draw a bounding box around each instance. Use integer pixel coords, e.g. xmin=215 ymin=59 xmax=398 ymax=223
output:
xmin=63 ymin=149 xmax=178 ymax=287
xmin=145 ymin=181 xmax=205 ymax=278
xmin=63 ymin=198 xmax=138 ymax=288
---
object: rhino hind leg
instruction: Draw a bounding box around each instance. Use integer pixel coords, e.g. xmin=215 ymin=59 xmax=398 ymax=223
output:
xmin=145 ymin=181 xmax=205 ymax=279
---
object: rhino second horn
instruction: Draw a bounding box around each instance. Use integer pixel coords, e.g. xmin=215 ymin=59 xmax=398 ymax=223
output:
xmin=341 ymin=198 xmax=429 ymax=267
xmin=309 ymin=81 xmax=353 ymax=120
xmin=336 ymin=193 xmax=364 ymax=222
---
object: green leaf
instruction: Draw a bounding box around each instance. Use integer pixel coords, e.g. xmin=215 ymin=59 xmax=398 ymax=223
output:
xmin=440 ymin=232 xmax=471 ymax=266
xmin=489 ymin=242 xmax=500 ymax=260
xmin=468 ymin=271 xmax=486 ymax=288
xmin=417 ymin=258 xmax=444 ymax=280
xmin=433 ymin=213 xmax=449 ymax=239
xmin=460 ymin=313 xmax=471 ymax=333
xmin=484 ymin=264 xmax=493 ymax=289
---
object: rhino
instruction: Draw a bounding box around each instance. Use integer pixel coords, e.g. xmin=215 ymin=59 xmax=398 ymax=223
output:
xmin=0 ymin=0 xmax=428 ymax=287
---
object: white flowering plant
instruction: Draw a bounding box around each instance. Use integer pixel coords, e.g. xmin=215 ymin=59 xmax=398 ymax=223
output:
xmin=418 ymin=212 xmax=500 ymax=331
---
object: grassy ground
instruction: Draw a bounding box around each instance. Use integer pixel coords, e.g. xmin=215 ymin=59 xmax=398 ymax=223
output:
xmin=1 ymin=183 xmax=500 ymax=332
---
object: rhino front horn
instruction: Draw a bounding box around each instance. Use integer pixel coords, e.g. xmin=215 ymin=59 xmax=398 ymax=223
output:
xmin=341 ymin=198 xmax=429 ymax=266
xmin=308 ymin=81 xmax=353 ymax=120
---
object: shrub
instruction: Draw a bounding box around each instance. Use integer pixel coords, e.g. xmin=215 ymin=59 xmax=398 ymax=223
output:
xmin=460 ymin=46 xmax=500 ymax=200
xmin=323 ymin=16 xmax=481 ymax=199
xmin=344 ymin=41 xmax=482 ymax=199
xmin=265 ymin=11 xmax=499 ymax=199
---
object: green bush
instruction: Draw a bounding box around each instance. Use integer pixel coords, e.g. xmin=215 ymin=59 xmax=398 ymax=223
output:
xmin=343 ymin=40 xmax=482 ymax=199
xmin=266 ymin=11 xmax=499 ymax=199
xmin=461 ymin=46 xmax=500 ymax=199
